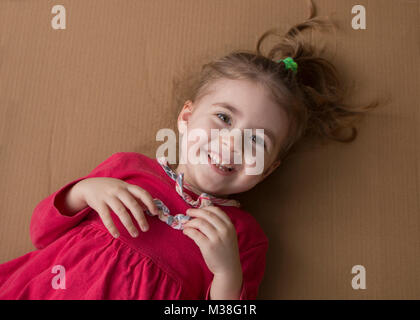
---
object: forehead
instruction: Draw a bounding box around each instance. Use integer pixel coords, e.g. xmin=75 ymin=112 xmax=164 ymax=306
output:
xmin=204 ymin=78 xmax=270 ymax=105
xmin=200 ymin=78 xmax=290 ymax=149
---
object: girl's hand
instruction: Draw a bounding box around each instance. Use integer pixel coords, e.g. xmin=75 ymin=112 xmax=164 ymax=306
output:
xmin=182 ymin=206 xmax=242 ymax=277
xmin=74 ymin=177 xmax=160 ymax=238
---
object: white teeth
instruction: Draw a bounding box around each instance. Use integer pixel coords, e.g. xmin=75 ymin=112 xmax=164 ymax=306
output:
xmin=208 ymin=154 xmax=233 ymax=172
xmin=217 ymin=164 xmax=229 ymax=171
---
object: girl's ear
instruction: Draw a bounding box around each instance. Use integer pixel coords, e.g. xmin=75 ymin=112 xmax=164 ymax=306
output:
xmin=177 ymin=100 xmax=193 ymax=135
xmin=260 ymin=159 xmax=281 ymax=181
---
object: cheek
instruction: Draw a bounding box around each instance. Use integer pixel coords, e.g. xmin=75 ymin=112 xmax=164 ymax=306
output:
xmin=242 ymin=148 xmax=267 ymax=164
xmin=184 ymin=122 xmax=210 ymax=142
xmin=240 ymin=153 xmax=270 ymax=177
xmin=235 ymin=173 xmax=262 ymax=191
xmin=182 ymin=126 xmax=212 ymax=160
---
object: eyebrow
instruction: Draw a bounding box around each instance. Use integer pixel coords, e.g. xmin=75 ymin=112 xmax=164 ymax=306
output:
xmin=212 ymin=102 xmax=241 ymax=115
xmin=212 ymin=102 xmax=277 ymax=148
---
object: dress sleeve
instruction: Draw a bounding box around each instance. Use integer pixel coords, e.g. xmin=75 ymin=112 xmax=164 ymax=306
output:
xmin=29 ymin=152 xmax=126 ymax=249
xmin=205 ymin=241 xmax=268 ymax=300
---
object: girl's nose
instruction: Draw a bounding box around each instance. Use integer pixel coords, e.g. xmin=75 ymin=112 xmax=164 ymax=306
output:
xmin=219 ymin=129 xmax=243 ymax=159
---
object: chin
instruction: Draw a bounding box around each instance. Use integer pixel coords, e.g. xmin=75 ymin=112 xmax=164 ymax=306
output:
xmin=200 ymin=186 xmax=225 ymax=196
xmin=195 ymin=182 xmax=228 ymax=197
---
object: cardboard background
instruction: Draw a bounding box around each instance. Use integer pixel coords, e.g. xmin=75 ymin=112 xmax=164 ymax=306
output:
xmin=0 ymin=0 xmax=418 ymax=299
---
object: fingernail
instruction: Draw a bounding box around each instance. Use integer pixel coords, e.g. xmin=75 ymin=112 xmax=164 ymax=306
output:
xmin=132 ymin=231 xmax=139 ymax=237
xmin=114 ymin=233 xmax=119 ymax=238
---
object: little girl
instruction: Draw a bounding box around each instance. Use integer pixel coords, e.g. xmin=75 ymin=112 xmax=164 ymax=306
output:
xmin=0 ymin=1 xmax=378 ymax=300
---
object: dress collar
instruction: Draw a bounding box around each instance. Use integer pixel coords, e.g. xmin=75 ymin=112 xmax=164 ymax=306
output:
xmin=156 ymin=156 xmax=241 ymax=208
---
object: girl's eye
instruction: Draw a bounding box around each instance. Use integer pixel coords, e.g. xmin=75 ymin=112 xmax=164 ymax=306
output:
xmin=216 ymin=113 xmax=231 ymax=125
xmin=252 ymin=135 xmax=266 ymax=149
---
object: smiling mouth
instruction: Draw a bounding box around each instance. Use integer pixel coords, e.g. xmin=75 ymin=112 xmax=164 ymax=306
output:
xmin=207 ymin=153 xmax=235 ymax=175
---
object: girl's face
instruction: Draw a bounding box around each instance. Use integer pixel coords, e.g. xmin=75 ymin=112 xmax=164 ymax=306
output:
xmin=174 ymin=78 xmax=289 ymax=196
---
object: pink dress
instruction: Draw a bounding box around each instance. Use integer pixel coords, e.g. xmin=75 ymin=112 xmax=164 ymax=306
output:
xmin=0 ymin=152 xmax=268 ymax=299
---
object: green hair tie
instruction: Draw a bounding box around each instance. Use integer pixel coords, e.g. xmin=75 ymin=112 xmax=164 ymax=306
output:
xmin=276 ymin=57 xmax=298 ymax=74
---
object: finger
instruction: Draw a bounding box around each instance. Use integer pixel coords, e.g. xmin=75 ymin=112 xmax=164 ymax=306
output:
xmin=184 ymin=217 xmax=218 ymax=242
xmin=116 ymin=190 xmax=149 ymax=232
xmin=94 ymin=201 xmax=120 ymax=238
xmin=127 ymin=184 xmax=160 ymax=215
xmin=199 ymin=205 xmax=232 ymax=226
xmin=182 ymin=226 xmax=208 ymax=248
xmin=186 ymin=208 xmax=227 ymax=232
xmin=106 ymin=196 xmax=139 ymax=238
